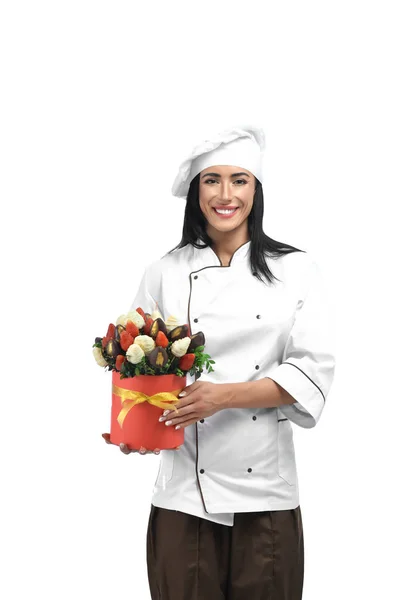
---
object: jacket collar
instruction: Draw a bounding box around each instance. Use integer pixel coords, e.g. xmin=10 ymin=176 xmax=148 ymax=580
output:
xmin=191 ymin=237 xmax=251 ymax=270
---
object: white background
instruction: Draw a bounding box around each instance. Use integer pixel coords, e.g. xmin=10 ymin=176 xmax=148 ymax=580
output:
xmin=1 ymin=1 xmax=399 ymax=598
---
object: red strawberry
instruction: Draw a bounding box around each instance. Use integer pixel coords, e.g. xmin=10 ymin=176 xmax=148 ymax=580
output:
xmin=101 ymin=336 xmax=108 ymax=349
xmin=179 ymin=353 xmax=195 ymax=371
xmin=136 ymin=307 xmax=146 ymax=320
xmin=125 ymin=320 xmax=139 ymax=338
xmin=115 ymin=354 xmax=125 ymax=371
xmin=120 ymin=330 xmax=134 ymax=351
xmin=155 ymin=331 xmax=169 ymax=348
xmin=143 ymin=316 xmax=154 ymax=336
xmin=106 ymin=323 xmax=115 ymax=339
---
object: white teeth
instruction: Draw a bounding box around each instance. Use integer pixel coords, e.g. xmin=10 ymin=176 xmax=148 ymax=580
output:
xmin=215 ymin=208 xmax=237 ymax=214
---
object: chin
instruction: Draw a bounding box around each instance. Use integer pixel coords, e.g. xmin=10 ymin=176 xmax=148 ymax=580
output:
xmin=213 ymin=223 xmax=240 ymax=233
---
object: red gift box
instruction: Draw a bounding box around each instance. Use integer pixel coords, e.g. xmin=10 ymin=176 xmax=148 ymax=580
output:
xmin=109 ymin=371 xmax=186 ymax=451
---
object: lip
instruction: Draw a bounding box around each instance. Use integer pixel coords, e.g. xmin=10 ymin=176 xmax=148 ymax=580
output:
xmin=213 ymin=206 xmax=239 ymax=210
xmin=212 ymin=206 xmax=239 ymax=219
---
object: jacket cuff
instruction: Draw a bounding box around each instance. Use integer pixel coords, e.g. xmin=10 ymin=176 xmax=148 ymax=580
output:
xmin=266 ymin=363 xmax=325 ymax=429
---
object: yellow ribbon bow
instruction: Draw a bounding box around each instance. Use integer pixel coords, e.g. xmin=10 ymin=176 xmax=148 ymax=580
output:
xmin=112 ymin=383 xmax=182 ymax=428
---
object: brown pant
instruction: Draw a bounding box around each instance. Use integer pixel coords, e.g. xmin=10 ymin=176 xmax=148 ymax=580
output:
xmin=146 ymin=503 xmax=304 ymax=600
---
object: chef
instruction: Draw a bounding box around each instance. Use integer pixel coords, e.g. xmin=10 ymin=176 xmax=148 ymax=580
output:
xmin=124 ymin=125 xmax=335 ymax=599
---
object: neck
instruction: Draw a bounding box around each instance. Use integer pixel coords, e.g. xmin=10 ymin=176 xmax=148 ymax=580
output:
xmin=207 ymin=225 xmax=250 ymax=264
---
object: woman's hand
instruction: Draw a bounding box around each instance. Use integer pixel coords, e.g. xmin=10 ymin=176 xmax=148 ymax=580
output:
xmin=102 ymin=433 xmax=181 ymax=454
xmin=158 ymin=381 xmax=231 ymax=429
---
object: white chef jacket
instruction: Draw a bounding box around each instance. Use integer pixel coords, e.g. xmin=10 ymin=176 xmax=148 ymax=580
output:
xmin=128 ymin=239 xmax=335 ymax=526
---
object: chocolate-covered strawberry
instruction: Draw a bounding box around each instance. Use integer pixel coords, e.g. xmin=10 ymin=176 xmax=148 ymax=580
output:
xmin=148 ymin=346 xmax=168 ymax=369
xmin=150 ymin=317 xmax=168 ymax=339
xmin=187 ymin=331 xmax=205 ymax=352
xmin=114 ymin=324 xmax=125 ymax=342
xmin=94 ymin=337 xmax=102 ymax=345
xmin=168 ymin=325 xmax=189 ymax=342
xmin=105 ymin=338 xmax=123 ymax=358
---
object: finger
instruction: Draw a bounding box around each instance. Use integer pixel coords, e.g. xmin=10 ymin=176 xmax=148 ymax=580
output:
xmin=160 ymin=399 xmax=198 ymax=421
xmin=164 ymin=410 xmax=197 ymax=427
xmin=119 ymin=442 xmax=132 ymax=454
xmin=178 ymin=380 xmax=201 ymax=398
xmin=166 ymin=413 xmax=198 ymax=428
xmin=102 ymin=433 xmax=111 ymax=444
xmin=172 ymin=399 xmax=197 ymax=414
xmin=153 ymin=448 xmax=160 ymax=455
xmin=177 ymin=419 xmax=198 ymax=429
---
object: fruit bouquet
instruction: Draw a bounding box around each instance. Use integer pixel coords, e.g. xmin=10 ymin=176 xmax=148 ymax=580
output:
xmin=93 ymin=304 xmax=215 ymax=450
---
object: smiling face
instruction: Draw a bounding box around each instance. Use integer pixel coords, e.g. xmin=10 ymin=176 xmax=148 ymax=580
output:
xmin=198 ymin=165 xmax=256 ymax=238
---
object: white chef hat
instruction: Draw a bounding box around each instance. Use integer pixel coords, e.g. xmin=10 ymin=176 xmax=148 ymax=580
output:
xmin=171 ymin=124 xmax=266 ymax=198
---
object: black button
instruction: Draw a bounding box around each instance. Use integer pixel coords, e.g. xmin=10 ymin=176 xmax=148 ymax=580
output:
xmin=247 ymin=468 xmax=252 ymax=473
xmin=252 ymin=415 xmax=257 ymax=420
xmin=255 ymin=365 xmax=259 ymax=370
xmin=194 ymin=318 xmax=198 ymax=323
xmin=200 ymin=419 xmax=204 ymax=423
xmin=194 ymin=275 xmax=198 ymax=280
xmin=200 ymin=469 xmax=205 ymax=474
xmin=256 ymin=314 xmax=261 ymax=319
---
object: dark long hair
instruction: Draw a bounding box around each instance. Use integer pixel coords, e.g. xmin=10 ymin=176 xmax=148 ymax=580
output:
xmin=164 ymin=174 xmax=305 ymax=286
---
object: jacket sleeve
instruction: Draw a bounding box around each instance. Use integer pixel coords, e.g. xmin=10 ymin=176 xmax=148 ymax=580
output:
xmin=127 ymin=261 xmax=162 ymax=316
xmin=266 ymin=257 xmax=336 ymax=429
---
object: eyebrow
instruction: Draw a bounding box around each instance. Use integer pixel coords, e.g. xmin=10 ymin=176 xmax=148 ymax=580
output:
xmin=200 ymin=171 xmax=250 ymax=179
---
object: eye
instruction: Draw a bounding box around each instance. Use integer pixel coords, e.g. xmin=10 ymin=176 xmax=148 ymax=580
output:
xmin=204 ymin=178 xmax=247 ymax=184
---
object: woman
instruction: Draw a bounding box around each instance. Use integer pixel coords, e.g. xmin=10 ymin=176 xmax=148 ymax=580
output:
xmin=103 ymin=125 xmax=336 ymax=599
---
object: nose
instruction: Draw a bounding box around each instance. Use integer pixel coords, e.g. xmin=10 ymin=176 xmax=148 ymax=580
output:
xmin=220 ymin=180 xmax=233 ymax=201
